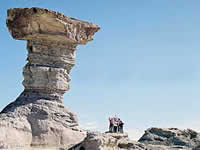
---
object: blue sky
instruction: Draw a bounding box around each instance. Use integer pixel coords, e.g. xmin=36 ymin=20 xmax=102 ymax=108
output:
xmin=1 ymin=0 xmax=200 ymax=140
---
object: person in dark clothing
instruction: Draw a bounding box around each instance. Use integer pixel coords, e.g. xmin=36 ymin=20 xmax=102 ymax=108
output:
xmin=109 ymin=117 xmax=113 ymax=132
xmin=113 ymin=116 xmax=119 ymax=133
xmin=108 ymin=116 xmax=124 ymax=133
xmin=118 ymin=119 xmax=124 ymax=133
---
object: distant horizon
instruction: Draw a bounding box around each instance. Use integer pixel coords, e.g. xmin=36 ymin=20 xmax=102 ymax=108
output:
xmin=1 ymin=0 xmax=200 ymax=140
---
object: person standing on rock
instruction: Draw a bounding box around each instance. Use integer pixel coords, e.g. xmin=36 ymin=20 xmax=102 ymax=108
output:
xmin=109 ymin=117 xmax=114 ymax=132
xmin=113 ymin=115 xmax=119 ymax=133
xmin=119 ymin=119 xmax=124 ymax=133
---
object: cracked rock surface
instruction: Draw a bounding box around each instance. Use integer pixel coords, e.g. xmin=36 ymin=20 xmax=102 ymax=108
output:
xmin=69 ymin=130 xmax=200 ymax=150
xmin=69 ymin=132 xmax=148 ymax=150
xmin=0 ymin=7 xmax=99 ymax=149
xmin=139 ymin=128 xmax=200 ymax=149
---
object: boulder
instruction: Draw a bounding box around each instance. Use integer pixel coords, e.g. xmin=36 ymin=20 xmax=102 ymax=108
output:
xmin=139 ymin=127 xmax=200 ymax=149
xmin=69 ymin=131 xmax=194 ymax=150
xmin=69 ymin=132 xmax=147 ymax=150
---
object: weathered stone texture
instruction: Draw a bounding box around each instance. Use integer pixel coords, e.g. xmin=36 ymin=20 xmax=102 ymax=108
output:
xmin=69 ymin=132 xmax=147 ymax=150
xmin=0 ymin=7 xmax=99 ymax=149
xmin=139 ymin=128 xmax=200 ymax=149
xmin=69 ymin=131 xmax=199 ymax=150
xmin=23 ymin=40 xmax=75 ymax=97
xmin=6 ymin=7 xmax=100 ymax=44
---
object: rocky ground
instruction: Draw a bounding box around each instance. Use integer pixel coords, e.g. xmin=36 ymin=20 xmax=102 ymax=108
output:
xmin=139 ymin=127 xmax=200 ymax=149
xmin=0 ymin=92 xmax=86 ymax=149
xmin=68 ymin=128 xmax=200 ymax=150
xmin=1 ymin=127 xmax=200 ymax=150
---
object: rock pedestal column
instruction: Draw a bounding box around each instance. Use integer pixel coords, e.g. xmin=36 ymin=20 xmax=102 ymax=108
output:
xmin=22 ymin=40 xmax=76 ymax=103
xmin=0 ymin=7 xmax=99 ymax=149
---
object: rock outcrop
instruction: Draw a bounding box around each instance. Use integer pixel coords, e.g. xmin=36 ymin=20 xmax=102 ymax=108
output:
xmin=0 ymin=7 xmax=99 ymax=149
xmin=69 ymin=132 xmax=147 ymax=150
xmin=139 ymin=128 xmax=200 ymax=149
xmin=69 ymin=130 xmax=199 ymax=150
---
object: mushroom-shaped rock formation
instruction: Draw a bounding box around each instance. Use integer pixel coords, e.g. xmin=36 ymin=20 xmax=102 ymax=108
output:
xmin=0 ymin=7 xmax=99 ymax=149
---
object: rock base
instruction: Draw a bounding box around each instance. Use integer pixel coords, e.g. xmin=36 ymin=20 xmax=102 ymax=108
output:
xmin=0 ymin=90 xmax=86 ymax=149
xmin=69 ymin=131 xmax=146 ymax=150
xmin=139 ymin=127 xmax=200 ymax=148
xmin=69 ymin=129 xmax=200 ymax=150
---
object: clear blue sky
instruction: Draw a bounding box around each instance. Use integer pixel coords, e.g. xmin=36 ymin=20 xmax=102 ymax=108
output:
xmin=1 ymin=0 xmax=200 ymax=140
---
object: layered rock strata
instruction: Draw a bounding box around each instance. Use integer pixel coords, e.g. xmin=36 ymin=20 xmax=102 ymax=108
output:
xmin=0 ymin=7 xmax=99 ymax=149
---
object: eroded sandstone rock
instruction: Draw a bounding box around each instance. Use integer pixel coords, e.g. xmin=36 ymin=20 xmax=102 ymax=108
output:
xmin=69 ymin=131 xmax=197 ymax=150
xmin=139 ymin=128 xmax=200 ymax=149
xmin=0 ymin=7 xmax=99 ymax=149
xmin=69 ymin=132 xmax=147 ymax=150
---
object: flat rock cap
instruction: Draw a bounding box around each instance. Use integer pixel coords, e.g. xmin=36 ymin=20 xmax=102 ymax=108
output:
xmin=7 ymin=7 xmax=100 ymax=44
